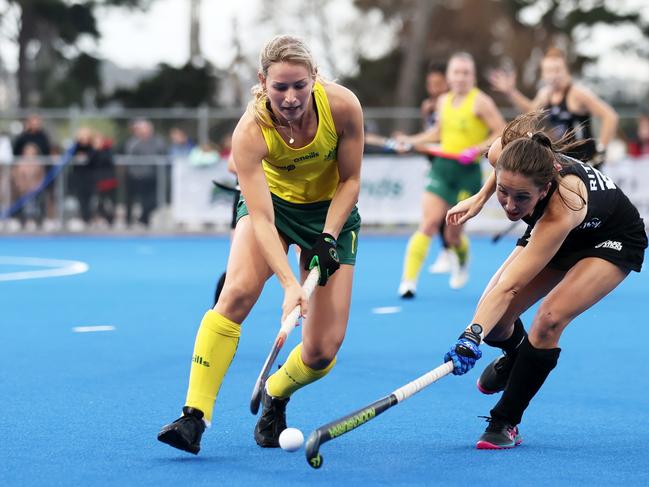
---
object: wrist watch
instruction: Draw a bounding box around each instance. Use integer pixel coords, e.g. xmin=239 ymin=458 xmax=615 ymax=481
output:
xmin=469 ymin=323 xmax=483 ymax=337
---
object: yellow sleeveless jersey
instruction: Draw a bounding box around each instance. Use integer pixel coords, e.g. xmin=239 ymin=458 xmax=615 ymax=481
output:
xmin=260 ymin=82 xmax=339 ymax=204
xmin=440 ymin=87 xmax=489 ymax=160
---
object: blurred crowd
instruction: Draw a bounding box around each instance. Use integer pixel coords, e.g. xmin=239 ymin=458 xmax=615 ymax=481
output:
xmin=0 ymin=104 xmax=648 ymax=232
xmin=0 ymin=115 xmax=233 ymax=231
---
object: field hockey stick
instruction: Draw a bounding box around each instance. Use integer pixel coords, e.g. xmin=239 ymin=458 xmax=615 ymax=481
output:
xmin=491 ymin=220 xmax=521 ymax=243
xmin=249 ymin=267 xmax=320 ymax=415
xmin=305 ymin=360 xmax=454 ymax=469
xmin=411 ymin=143 xmax=485 ymax=164
xmin=369 ymin=136 xmax=478 ymax=164
xmin=211 ymin=179 xmax=240 ymax=193
xmin=367 ymin=136 xmax=445 ymax=158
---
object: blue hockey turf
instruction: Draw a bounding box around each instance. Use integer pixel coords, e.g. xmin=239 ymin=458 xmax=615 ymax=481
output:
xmin=2 ymin=235 xmax=648 ymax=486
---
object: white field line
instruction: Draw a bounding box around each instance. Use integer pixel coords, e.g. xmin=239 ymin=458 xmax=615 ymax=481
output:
xmin=371 ymin=306 xmax=402 ymax=315
xmin=72 ymin=326 xmax=116 ymax=333
xmin=0 ymin=256 xmax=89 ymax=282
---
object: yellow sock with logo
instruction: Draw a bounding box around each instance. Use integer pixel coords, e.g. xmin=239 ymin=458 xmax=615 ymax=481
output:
xmin=266 ymin=343 xmax=336 ymax=399
xmin=403 ymin=231 xmax=432 ymax=281
xmin=185 ymin=310 xmax=240 ymax=423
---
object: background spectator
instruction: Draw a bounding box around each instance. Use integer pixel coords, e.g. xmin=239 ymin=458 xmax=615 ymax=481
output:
xmin=123 ymin=118 xmax=167 ymax=227
xmin=69 ymin=127 xmax=118 ymax=226
xmin=12 ymin=114 xmax=51 ymax=157
xmin=168 ymin=127 xmax=195 ymax=158
xmin=92 ymin=132 xmax=118 ymax=226
xmin=70 ymin=127 xmax=95 ymax=224
xmin=188 ymin=142 xmax=220 ymax=166
xmin=10 ymin=142 xmax=46 ymax=228
xmin=12 ymin=114 xmax=54 ymax=222
xmin=420 ymin=61 xmax=448 ymax=130
xmin=0 ymin=131 xmax=13 ymax=213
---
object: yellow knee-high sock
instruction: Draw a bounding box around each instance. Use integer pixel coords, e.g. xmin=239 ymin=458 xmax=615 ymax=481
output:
xmin=452 ymin=235 xmax=470 ymax=266
xmin=266 ymin=343 xmax=336 ymax=399
xmin=402 ymin=231 xmax=432 ymax=281
xmin=185 ymin=310 xmax=240 ymax=423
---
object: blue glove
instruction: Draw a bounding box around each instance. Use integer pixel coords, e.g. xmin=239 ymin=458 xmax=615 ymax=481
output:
xmin=444 ymin=326 xmax=483 ymax=375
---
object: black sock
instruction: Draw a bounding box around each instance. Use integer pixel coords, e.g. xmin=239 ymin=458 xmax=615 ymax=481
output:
xmin=439 ymin=219 xmax=449 ymax=248
xmin=490 ymin=336 xmax=560 ymax=426
xmin=213 ymin=271 xmax=227 ymax=306
xmin=484 ymin=318 xmax=527 ymax=355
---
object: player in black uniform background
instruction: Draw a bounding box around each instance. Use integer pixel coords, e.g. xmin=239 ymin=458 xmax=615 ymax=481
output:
xmin=489 ymin=47 xmax=618 ymax=167
xmin=420 ymin=61 xmax=455 ymax=274
xmin=443 ymin=111 xmax=647 ymax=449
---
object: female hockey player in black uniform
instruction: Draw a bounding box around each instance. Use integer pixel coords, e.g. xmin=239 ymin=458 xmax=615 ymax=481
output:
xmin=443 ymin=111 xmax=647 ymax=449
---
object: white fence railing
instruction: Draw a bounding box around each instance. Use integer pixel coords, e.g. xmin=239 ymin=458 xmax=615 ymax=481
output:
xmin=2 ymin=152 xmax=648 ymax=232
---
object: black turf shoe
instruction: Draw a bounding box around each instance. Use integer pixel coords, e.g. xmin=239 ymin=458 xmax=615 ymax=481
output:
xmin=254 ymin=388 xmax=289 ymax=447
xmin=476 ymin=417 xmax=522 ymax=449
xmin=157 ymin=406 xmax=206 ymax=454
xmin=477 ymin=353 xmax=515 ymax=395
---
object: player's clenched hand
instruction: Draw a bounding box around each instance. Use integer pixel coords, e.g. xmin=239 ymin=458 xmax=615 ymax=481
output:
xmin=458 ymin=147 xmax=481 ymax=164
xmin=303 ymin=233 xmax=340 ymax=286
xmin=282 ymin=281 xmax=309 ymax=322
xmin=444 ymin=328 xmax=482 ymax=375
xmin=446 ymin=193 xmax=485 ymax=226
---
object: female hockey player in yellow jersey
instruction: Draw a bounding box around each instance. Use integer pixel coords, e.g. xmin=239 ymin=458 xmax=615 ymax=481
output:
xmin=158 ymin=34 xmax=364 ymax=454
xmin=398 ymin=52 xmax=505 ymax=297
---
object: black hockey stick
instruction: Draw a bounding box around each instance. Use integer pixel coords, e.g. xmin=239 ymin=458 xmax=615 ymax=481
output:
xmin=491 ymin=221 xmax=521 ymax=243
xmin=250 ymin=268 xmax=320 ymax=415
xmin=305 ymin=361 xmax=454 ymax=469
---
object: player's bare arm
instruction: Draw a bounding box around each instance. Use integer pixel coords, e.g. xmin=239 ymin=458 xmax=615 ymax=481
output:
xmin=488 ymin=69 xmax=533 ymax=113
xmin=571 ymin=85 xmax=619 ymax=147
xmin=323 ymin=84 xmax=364 ymax=238
xmin=530 ymin=86 xmax=552 ymax=111
xmin=474 ymin=92 xmax=506 ymax=152
xmin=401 ymin=94 xmax=446 ymax=145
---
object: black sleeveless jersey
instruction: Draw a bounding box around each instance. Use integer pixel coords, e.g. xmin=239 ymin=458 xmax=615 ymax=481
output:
xmin=521 ymin=156 xmax=645 ymax=251
xmin=543 ymin=85 xmax=596 ymax=161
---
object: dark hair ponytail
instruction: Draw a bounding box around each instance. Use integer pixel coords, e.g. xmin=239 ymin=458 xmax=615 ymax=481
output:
xmin=531 ymin=132 xmax=552 ymax=149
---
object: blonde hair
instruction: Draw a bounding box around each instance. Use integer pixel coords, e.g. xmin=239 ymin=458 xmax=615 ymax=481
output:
xmin=245 ymin=35 xmax=318 ymax=129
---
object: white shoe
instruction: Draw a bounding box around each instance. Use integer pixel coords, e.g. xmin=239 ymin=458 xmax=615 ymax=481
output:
xmin=66 ymin=218 xmax=86 ymax=232
xmin=398 ymin=280 xmax=417 ymax=299
xmin=449 ymin=253 xmax=469 ymax=289
xmin=428 ymin=249 xmax=452 ymax=274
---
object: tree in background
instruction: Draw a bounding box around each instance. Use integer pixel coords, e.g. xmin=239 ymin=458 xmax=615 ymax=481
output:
xmin=101 ymin=0 xmax=219 ymax=109
xmin=347 ymin=0 xmax=647 ymax=131
xmin=104 ymin=62 xmax=218 ymax=108
xmin=2 ymin=0 xmax=153 ymax=108
xmin=1 ymin=0 xmax=646 ymax=112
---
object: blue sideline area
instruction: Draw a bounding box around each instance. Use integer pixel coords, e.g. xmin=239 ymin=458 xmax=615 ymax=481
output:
xmin=2 ymin=236 xmax=648 ymax=486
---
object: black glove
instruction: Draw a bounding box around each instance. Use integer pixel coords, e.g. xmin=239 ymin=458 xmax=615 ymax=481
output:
xmin=303 ymin=233 xmax=340 ymax=286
